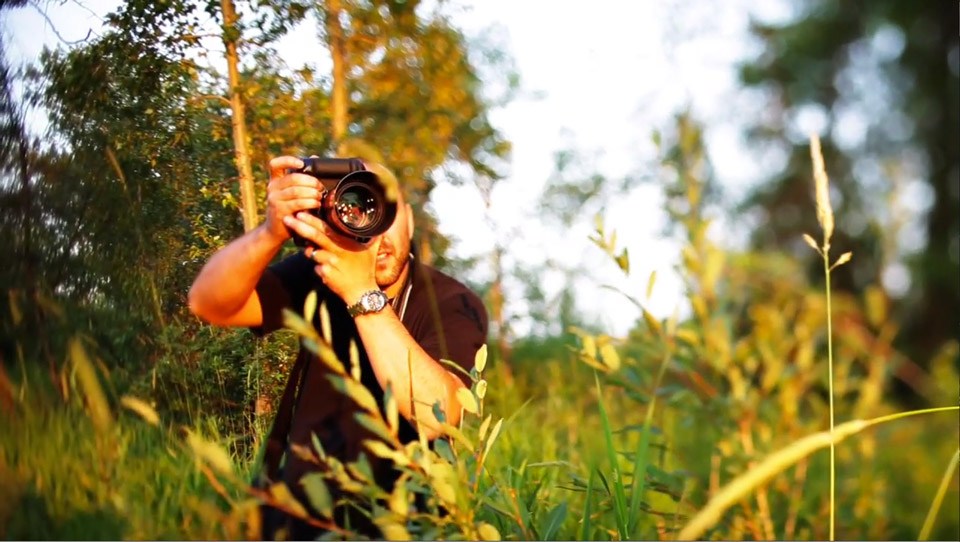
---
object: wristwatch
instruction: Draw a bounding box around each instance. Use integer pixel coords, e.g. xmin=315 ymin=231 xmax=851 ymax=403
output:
xmin=347 ymin=290 xmax=389 ymax=317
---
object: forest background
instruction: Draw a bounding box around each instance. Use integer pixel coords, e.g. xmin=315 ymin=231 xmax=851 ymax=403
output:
xmin=0 ymin=0 xmax=958 ymax=540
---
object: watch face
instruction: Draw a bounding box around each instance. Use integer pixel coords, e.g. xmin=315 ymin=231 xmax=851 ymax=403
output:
xmin=363 ymin=291 xmax=387 ymax=312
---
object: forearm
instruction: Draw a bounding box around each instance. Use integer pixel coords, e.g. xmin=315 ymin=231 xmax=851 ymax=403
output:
xmin=188 ymin=224 xmax=286 ymax=325
xmin=354 ymin=307 xmax=464 ymax=438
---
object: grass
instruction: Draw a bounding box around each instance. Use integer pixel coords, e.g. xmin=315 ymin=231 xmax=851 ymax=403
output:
xmin=2 ymin=132 xmax=959 ymax=541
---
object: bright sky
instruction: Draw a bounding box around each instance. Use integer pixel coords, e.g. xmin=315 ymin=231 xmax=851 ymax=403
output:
xmin=2 ymin=0 xmax=792 ymax=338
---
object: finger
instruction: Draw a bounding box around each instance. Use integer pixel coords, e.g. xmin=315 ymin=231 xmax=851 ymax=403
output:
xmin=276 ymin=199 xmax=321 ymax=215
xmin=269 ymin=156 xmax=304 ymax=179
xmin=294 ymin=212 xmax=337 ymax=251
xmin=282 ymin=215 xmax=322 ymax=246
xmin=278 ymin=185 xmax=322 ymax=201
xmin=309 ymin=251 xmax=339 ymax=266
xmin=272 ymin=173 xmax=321 ymax=191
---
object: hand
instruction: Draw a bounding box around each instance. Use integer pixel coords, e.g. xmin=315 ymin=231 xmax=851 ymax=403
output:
xmin=263 ymin=156 xmax=322 ymax=243
xmin=283 ymin=211 xmax=381 ymax=305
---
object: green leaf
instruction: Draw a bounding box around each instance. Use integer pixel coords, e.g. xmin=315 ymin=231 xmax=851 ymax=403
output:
xmin=482 ymin=418 xmax=504 ymax=463
xmin=595 ymin=374 xmax=629 ymax=538
xmin=540 ymin=502 xmax=567 ymax=540
xmin=300 ymin=473 xmax=333 ymax=518
xmin=579 ymin=469 xmax=596 ymax=540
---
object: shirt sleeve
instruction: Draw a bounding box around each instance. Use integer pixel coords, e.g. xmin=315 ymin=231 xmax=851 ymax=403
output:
xmin=417 ymin=290 xmax=489 ymax=385
xmin=252 ymin=251 xmax=319 ymax=336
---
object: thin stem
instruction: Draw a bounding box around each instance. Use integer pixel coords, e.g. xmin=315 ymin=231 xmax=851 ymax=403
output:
xmin=823 ymin=248 xmax=836 ymax=542
xmin=918 ymin=447 xmax=960 ymax=541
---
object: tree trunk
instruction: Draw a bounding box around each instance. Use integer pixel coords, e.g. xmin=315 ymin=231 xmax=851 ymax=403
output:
xmin=325 ymin=0 xmax=348 ymax=143
xmin=221 ymin=0 xmax=258 ymax=232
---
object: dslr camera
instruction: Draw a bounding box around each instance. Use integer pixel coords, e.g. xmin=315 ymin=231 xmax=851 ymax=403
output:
xmin=288 ymin=157 xmax=397 ymax=247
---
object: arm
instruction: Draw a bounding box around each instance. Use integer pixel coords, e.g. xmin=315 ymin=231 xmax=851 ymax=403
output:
xmin=187 ymin=223 xmax=284 ymax=327
xmin=282 ymin=209 xmax=471 ymax=439
xmin=188 ymin=156 xmax=322 ymax=327
xmin=354 ymin=305 xmax=467 ymax=439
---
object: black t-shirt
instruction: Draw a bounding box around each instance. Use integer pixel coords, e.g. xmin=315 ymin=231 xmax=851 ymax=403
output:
xmin=253 ymin=251 xmax=488 ymax=507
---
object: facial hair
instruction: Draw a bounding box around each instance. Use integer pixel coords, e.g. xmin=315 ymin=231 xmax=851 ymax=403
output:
xmin=375 ymin=238 xmax=410 ymax=288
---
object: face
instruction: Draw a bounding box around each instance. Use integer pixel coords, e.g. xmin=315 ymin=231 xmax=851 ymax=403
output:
xmin=374 ymin=193 xmax=413 ymax=289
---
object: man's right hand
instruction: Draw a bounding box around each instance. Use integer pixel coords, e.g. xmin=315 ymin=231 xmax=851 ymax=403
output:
xmin=264 ymin=156 xmax=323 ymax=242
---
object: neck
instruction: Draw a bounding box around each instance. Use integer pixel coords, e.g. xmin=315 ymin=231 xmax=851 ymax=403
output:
xmin=383 ymin=257 xmax=412 ymax=300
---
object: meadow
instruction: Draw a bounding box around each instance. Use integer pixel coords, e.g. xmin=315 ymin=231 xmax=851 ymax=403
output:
xmin=2 ymin=135 xmax=958 ymax=541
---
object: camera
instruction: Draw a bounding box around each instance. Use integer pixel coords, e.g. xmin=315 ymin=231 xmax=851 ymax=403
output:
xmin=289 ymin=157 xmax=397 ymax=247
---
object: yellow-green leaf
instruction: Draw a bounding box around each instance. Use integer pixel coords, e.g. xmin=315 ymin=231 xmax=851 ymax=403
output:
xmin=304 ymin=290 xmax=318 ymax=323
xmin=482 ymin=418 xmax=503 ymax=462
xmin=120 ymin=395 xmax=160 ymax=426
xmin=320 ymin=302 xmax=332 ymax=343
xmin=646 ymin=270 xmax=657 ymax=301
xmin=831 ymin=251 xmax=853 ymax=271
xmin=330 ymin=376 xmax=379 ymax=415
xmin=376 ymin=519 xmax=411 ymax=541
xmin=388 ymin=477 xmax=409 ymax=517
xmin=349 ymin=339 xmax=361 ymax=381
xmin=283 ymin=309 xmax=319 ymax=341
xmin=599 ymin=343 xmax=621 ymax=371
xmin=478 ymin=414 xmax=493 ymax=442
xmin=642 ymin=308 xmax=662 ymax=336
xmin=478 ymin=522 xmax=501 ymax=541
xmin=474 ymin=343 xmax=488 ymax=373
xmin=269 ymin=482 xmax=308 ymax=518
xmin=70 ymin=338 xmax=112 ymax=434
xmin=457 ymin=387 xmax=478 ymax=414
xmin=864 ymin=285 xmax=887 ymax=328
xmin=300 ymin=473 xmax=333 ymax=518
xmin=442 ymin=423 xmax=475 ymax=453
xmin=185 ymin=429 xmax=234 ymax=477
xmin=475 ymin=379 xmax=488 ymax=400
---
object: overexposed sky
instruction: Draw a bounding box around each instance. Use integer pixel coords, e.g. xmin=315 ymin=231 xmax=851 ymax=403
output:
xmin=2 ymin=0 xmax=793 ymax=337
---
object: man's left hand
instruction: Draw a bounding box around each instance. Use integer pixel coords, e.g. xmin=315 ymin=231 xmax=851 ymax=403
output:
xmin=282 ymin=211 xmax=380 ymax=305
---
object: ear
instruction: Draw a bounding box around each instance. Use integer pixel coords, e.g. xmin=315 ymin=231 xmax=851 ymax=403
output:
xmin=406 ymin=203 xmax=414 ymax=239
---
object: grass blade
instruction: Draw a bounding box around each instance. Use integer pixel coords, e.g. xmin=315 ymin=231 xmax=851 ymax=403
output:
xmin=678 ymin=406 xmax=959 ymax=540
xmin=579 ymin=469 xmax=596 ymax=541
xmin=595 ymin=373 xmax=628 ymax=539
xmin=918 ymin=447 xmax=960 ymax=541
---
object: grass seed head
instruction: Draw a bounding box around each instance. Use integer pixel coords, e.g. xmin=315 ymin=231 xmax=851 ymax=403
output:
xmin=809 ymin=134 xmax=834 ymax=249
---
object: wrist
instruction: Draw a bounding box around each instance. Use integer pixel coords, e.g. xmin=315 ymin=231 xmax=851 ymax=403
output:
xmin=344 ymin=284 xmax=380 ymax=307
xmin=256 ymin=222 xmax=289 ymax=249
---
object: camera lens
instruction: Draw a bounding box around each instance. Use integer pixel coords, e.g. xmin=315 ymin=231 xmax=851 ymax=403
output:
xmin=335 ymin=185 xmax=378 ymax=229
xmin=326 ymin=170 xmax=397 ymax=241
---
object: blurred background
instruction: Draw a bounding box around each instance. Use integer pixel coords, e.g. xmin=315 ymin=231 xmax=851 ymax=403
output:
xmin=1 ymin=0 xmax=957 ymax=540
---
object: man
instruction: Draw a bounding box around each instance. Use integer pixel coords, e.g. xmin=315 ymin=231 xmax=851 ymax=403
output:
xmin=187 ymin=156 xmax=488 ymax=539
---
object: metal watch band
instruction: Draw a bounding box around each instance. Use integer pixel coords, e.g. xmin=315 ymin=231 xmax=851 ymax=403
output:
xmin=347 ymin=290 xmax=388 ymax=317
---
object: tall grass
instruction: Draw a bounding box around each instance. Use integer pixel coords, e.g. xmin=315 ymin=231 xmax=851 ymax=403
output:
xmin=3 ymin=119 xmax=958 ymax=541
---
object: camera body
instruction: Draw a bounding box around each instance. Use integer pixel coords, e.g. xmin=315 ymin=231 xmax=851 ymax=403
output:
xmin=289 ymin=157 xmax=397 ymax=247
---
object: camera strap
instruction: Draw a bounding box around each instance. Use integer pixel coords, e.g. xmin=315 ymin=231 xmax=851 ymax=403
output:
xmin=391 ymin=255 xmax=414 ymax=323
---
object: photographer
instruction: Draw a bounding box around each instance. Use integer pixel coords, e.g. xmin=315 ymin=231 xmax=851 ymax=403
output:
xmin=187 ymin=155 xmax=488 ymax=539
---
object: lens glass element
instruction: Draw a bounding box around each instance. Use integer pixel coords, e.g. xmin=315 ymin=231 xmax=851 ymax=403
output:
xmin=335 ymin=186 xmax=378 ymax=230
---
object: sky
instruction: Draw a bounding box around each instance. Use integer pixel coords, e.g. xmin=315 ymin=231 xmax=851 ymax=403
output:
xmin=1 ymin=0 xmax=793 ymax=338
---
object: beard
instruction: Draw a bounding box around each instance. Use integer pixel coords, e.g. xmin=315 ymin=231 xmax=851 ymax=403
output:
xmin=375 ymin=240 xmax=410 ymax=288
